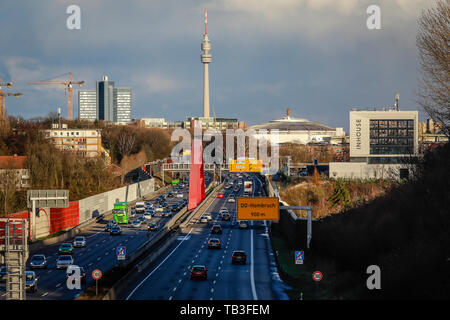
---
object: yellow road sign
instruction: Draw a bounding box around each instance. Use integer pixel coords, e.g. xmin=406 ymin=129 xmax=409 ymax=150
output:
xmin=229 ymin=159 xmax=262 ymax=173
xmin=237 ymin=197 xmax=279 ymax=220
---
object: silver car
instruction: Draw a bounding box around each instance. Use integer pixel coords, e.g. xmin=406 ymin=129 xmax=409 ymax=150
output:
xmin=73 ymin=236 xmax=86 ymax=248
xmin=56 ymin=255 xmax=74 ymax=269
xmin=30 ymin=254 xmax=48 ymax=269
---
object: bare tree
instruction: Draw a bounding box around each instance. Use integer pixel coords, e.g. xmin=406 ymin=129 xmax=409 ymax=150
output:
xmin=117 ymin=130 xmax=136 ymax=159
xmin=0 ymin=169 xmax=18 ymax=215
xmin=416 ymin=0 xmax=450 ymax=136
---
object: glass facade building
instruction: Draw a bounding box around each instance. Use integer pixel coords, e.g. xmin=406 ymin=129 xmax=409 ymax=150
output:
xmin=78 ymin=90 xmax=97 ymax=121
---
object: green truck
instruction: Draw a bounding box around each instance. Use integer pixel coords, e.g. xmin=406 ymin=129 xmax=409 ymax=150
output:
xmin=113 ymin=202 xmax=129 ymax=224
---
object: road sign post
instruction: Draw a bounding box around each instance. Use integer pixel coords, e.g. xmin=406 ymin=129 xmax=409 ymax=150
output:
xmin=116 ymin=246 xmax=126 ymax=261
xmin=92 ymin=269 xmax=102 ymax=296
xmin=295 ymin=251 xmax=304 ymax=265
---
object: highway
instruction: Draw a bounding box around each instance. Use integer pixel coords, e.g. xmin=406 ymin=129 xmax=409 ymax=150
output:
xmin=122 ymin=173 xmax=276 ymax=300
xmin=0 ymin=174 xmax=212 ymax=300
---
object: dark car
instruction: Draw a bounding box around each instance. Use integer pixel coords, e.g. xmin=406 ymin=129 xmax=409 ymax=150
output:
xmin=58 ymin=243 xmax=74 ymax=255
xmin=171 ymin=204 xmax=179 ymax=212
xmin=147 ymin=221 xmax=158 ymax=231
xmin=162 ymin=202 xmax=169 ymax=208
xmin=104 ymin=221 xmax=117 ymax=232
xmin=232 ymin=250 xmax=247 ymax=265
xmin=167 ymin=192 xmax=174 ymax=198
xmin=208 ymin=238 xmax=221 ymax=249
xmin=162 ymin=208 xmax=172 ymax=217
xmin=30 ymin=254 xmax=48 ymax=269
xmin=109 ymin=226 xmax=122 ymax=236
xmin=221 ymin=213 xmax=231 ymax=221
xmin=211 ymin=224 xmax=222 ymax=234
xmin=25 ymin=271 xmax=38 ymax=293
xmin=66 ymin=266 xmax=86 ymax=284
xmin=190 ymin=265 xmax=207 ymax=280
xmin=0 ymin=266 xmax=7 ymax=282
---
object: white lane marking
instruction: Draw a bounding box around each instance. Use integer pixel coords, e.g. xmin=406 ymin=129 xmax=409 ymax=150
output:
xmin=105 ymin=252 xmax=109 ymax=255
xmin=56 ymin=283 xmax=61 ymax=288
xmin=213 ymin=280 xmax=216 ymax=284
xmin=216 ymin=273 xmax=219 ymax=277
xmin=41 ymin=292 xmax=49 ymax=297
xmin=88 ymin=263 xmax=93 ymax=266
xmin=126 ymin=227 xmax=194 ymax=300
xmin=97 ymin=257 xmax=101 ymax=261
xmin=191 ymin=260 xmax=194 ymax=263
xmin=184 ymin=272 xmax=187 ymax=276
xmin=173 ymin=287 xmax=177 ymax=291
xmin=211 ymin=288 xmax=214 ymax=293
xmin=169 ymin=296 xmax=172 ymax=300
xmin=86 ymin=231 xmax=102 ymax=238
xmin=250 ymin=221 xmax=258 ymax=300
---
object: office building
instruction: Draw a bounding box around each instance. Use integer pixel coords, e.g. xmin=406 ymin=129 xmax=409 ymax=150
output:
xmin=78 ymin=90 xmax=97 ymax=121
xmin=78 ymin=76 xmax=132 ymax=123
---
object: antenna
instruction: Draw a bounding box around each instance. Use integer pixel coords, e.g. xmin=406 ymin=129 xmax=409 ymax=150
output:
xmin=395 ymin=93 xmax=399 ymax=111
xmin=204 ymin=8 xmax=208 ymax=34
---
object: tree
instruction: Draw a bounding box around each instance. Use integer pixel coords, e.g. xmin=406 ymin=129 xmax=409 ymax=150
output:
xmin=117 ymin=129 xmax=136 ymax=161
xmin=0 ymin=168 xmax=18 ymax=215
xmin=416 ymin=0 xmax=450 ymax=136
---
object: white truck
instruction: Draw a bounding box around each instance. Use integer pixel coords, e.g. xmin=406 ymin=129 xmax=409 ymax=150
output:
xmin=135 ymin=201 xmax=146 ymax=214
xmin=244 ymin=181 xmax=253 ymax=195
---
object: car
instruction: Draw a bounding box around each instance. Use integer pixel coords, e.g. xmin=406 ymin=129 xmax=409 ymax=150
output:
xmin=217 ymin=193 xmax=224 ymax=198
xmin=225 ymin=184 xmax=231 ymax=189
xmin=203 ymin=213 xmax=212 ymax=221
xmin=135 ymin=201 xmax=146 ymax=213
xmin=25 ymin=271 xmax=38 ymax=293
xmin=228 ymin=196 xmax=236 ymax=203
xmin=190 ymin=265 xmax=207 ymax=280
xmin=171 ymin=204 xmax=179 ymax=212
xmin=30 ymin=254 xmax=48 ymax=269
xmin=167 ymin=192 xmax=174 ymax=198
xmin=162 ymin=208 xmax=172 ymax=217
xmin=58 ymin=243 xmax=74 ymax=255
xmin=130 ymin=210 xmax=136 ymax=218
xmin=0 ymin=266 xmax=7 ymax=282
xmin=143 ymin=212 xmax=152 ymax=220
xmin=109 ymin=226 xmax=122 ymax=236
xmin=232 ymin=250 xmax=247 ymax=264
xmin=176 ymin=193 xmax=184 ymax=198
xmin=162 ymin=202 xmax=169 ymax=208
xmin=145 ymin=202 xmax=153 ymax=208
xmin=183 ymin=197 xmax=188 ymax=202
xmin=238 ymin=220 xmax=249 ymax=229
xmin=199 ymin=216 xmax=209 ymax=223
xmin=221 ymin=213 xmax=231 ymax=221
xmin=56 ymin=255 xmax=74 ymax=269
xmin=66 ymin=266 xmax=86 ymax=284
xmin=219 ymin=207 xmax=228 ymax=213
xmin=208 ymin=238 xmax=221 ymax=249
xmin=137 ymin=216 xmax=146 ymax=222
xmin=155 ymin=205 xmax=164 ymax=212
xmin=104 ymin=220 xmax=117 ymax=232
xmin=211 ymin=224 xmax=222 ymax=234
xmin=147 ymin=221 xmax=158 ymax=231
xmin=131 ymin=220 xmax=142 ymax=228
xmin=73 ymin=236 xmax=86 ymax=248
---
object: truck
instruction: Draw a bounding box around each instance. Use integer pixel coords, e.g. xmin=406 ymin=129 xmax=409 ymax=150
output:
xmin=113 ymin=202 xmax=129 ymax=224
xmin=243 ymin=180 xmax=253 ymax=196
xmin=135 ymin=201 xmax=146 ymax=214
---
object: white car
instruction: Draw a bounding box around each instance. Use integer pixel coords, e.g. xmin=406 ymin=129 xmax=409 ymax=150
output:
xmin=135 ymin=201 xmax=146 ymax=213
xmin=143 ymin=212 xmax=152 ymax=220
xmin=176 ymin=193 xmax=184 ymax=198
xmin=199 ymin=216 xmax=209 ymax=223
xmin=203 ymin=213 xmax=212 ymax=221
xmin=219 ymin=208 xmax=228 ymax=214
xmin=131 ymin=220 xmax=142 ymax=228
xmin=73 ymin=236 xmax=86 ymax=248
xmin=228 ymin=196 xmax=236 ymax=203
xmin=155 ymin=205 xmax=164 ymax=212
xmin=56 ymin=255 xmax=73 ymax=269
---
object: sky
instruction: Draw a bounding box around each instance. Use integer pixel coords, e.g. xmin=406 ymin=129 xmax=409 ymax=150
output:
xmin=0 ymin=0 xmax=435 ymax=132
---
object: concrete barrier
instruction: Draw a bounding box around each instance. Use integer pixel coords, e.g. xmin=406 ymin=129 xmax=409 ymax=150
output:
xmin=102 ymin=230 xmax=180 ymax=300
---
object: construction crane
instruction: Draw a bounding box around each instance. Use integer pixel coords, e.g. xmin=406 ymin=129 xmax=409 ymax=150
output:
xmin=0 ymin=79 xmax=21 ymax=122
xmin=28 ymin=72 xmax=84 ymax=121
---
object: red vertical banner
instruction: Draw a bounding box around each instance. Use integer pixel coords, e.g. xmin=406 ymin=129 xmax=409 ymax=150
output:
xmin=188 ymin=120 xmax=205 ymax=210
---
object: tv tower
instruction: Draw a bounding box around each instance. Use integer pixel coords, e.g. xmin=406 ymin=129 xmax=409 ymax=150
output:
xmin=201 ymin=8 xmax=211 ymax=118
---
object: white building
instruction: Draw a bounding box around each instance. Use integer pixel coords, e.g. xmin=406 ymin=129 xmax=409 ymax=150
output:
xmin=330 ymin=109 xmax=419 ymax=180
xmin=250 ymin=111 xmax=345 ymax=145
xmin=78 ymin=90 xmax=97 ymax=121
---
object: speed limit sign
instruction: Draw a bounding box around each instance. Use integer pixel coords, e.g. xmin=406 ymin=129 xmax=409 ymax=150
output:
xmin=312 ymin=271 xmax=323 ymax=282
xmin=92 ymin=269 xmax=102 ymax=280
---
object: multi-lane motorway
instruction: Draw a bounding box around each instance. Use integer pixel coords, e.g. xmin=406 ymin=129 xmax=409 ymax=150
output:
xmin=122 ymin=173 xmax=276 ymax=300
xmin=0 ymin=174 xmax=212 ymax=300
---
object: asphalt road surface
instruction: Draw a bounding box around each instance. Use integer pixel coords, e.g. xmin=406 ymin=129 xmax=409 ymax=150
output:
xmin=122 ymin=173 xmax=276 ymax=300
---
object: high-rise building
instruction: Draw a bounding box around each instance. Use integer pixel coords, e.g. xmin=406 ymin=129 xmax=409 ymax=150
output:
xmin=78 ymin=90 xmax=97 ymax=121
xmin=115 ymin=88 xmax=132 ymax=123
xmin=78 ymin=75 xmax=132 ymax=123
xmin=201 ymin=9 xmax=211 ymax=118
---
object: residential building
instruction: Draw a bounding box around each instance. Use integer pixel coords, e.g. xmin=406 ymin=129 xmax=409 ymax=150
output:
xmin=0 ymin=155 xmax=31 ymax=189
